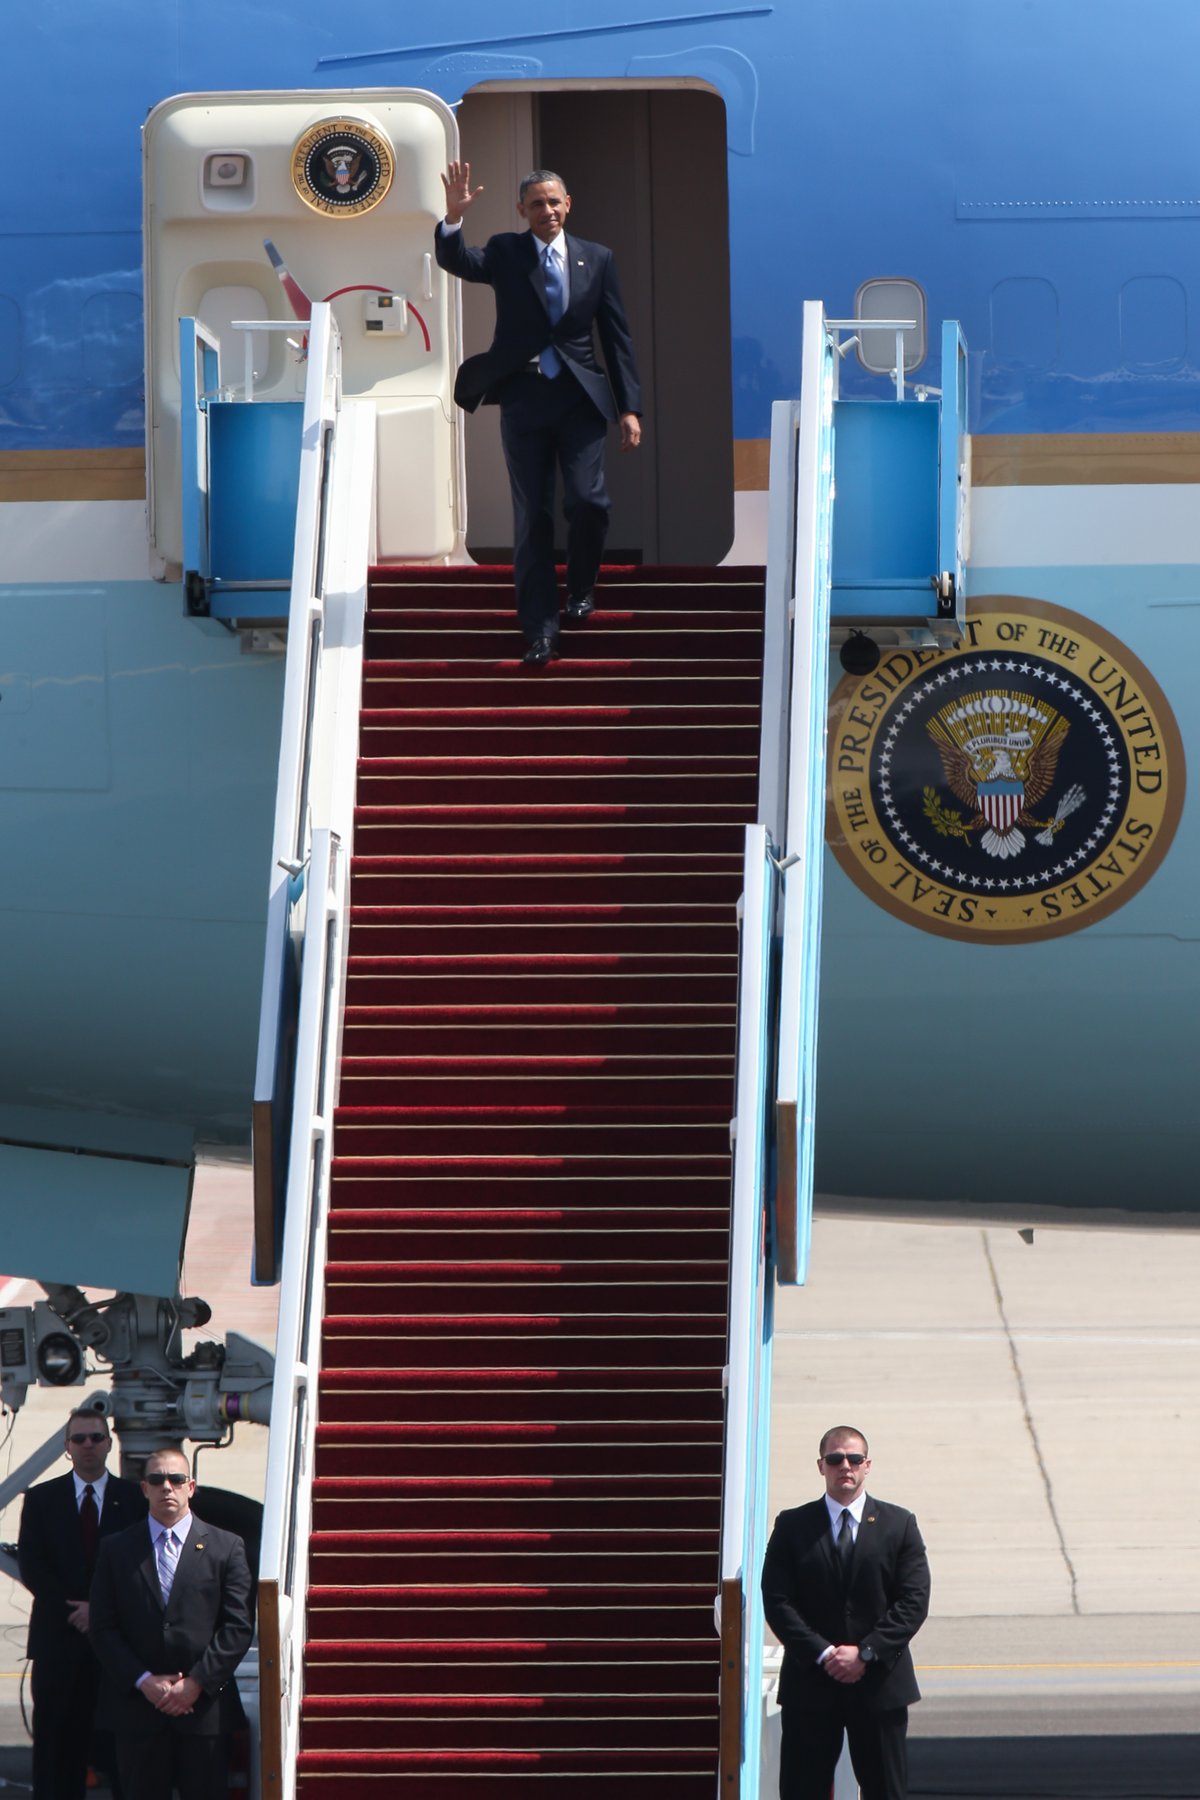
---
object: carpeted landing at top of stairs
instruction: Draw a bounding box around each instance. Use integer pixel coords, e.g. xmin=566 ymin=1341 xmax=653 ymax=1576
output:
xmin=299 ymin=564 xmax=766 ymax=1797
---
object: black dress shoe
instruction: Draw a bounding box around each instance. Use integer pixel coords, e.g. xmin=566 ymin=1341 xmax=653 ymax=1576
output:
xmin=522 ymin=636 xmax=560 ymax=667
xmin=565 ymin=592 xmax=595 ymax=623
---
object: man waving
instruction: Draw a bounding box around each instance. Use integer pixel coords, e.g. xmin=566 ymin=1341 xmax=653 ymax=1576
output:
xmin=435 ymin=160 xmax=642 ymax=665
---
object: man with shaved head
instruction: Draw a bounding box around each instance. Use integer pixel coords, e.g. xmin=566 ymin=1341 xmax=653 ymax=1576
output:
xmin=762 ymin=1426 xmax=931 ymax=1800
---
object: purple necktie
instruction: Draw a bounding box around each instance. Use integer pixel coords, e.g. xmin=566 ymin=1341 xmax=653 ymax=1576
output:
xmin=540 ymin=247 xmax=564 ymax=377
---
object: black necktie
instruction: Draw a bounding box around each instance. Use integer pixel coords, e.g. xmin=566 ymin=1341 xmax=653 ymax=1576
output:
xmin=837 ymin=1507 xmax=855 ymax=1575
xmin=80 ymin=1484 xmax=99 ymax=1574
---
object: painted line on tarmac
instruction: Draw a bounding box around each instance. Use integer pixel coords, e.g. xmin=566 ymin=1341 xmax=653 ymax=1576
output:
xmin=918 ymin=1660 xmax=1200 ymax=1671
xmin=778 ymin=1328 xmax=1200 ymax=1345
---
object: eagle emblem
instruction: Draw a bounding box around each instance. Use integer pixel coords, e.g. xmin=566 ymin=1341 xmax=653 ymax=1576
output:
xmin=925 ymin=689 xmax=1084 ymax=859
xmin=321 ymin=144 xmax=367 ymax=196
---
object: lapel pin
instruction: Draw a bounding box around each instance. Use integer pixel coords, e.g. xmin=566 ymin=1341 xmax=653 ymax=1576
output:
xmin=195 ymin=1541 xmax=204 ymax=1550
xmin=867 ymin=1515 xmax=876 ymax=1523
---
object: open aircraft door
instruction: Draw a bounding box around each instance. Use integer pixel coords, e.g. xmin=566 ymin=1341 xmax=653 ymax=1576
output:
xmin=143 ymin=89 xmax=463 ymax=592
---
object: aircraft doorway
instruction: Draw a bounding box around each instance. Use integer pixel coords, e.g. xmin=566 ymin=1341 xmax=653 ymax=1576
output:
xmin=455 ymin=86 xmax=734 ymax=565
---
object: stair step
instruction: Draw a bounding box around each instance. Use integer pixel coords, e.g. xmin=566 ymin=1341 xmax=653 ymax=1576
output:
xmin=314 ymin=1443 xmax=723 ymax=1479
xmin=320 ymin=1322 xmax=726 ymax=1372
xmin=348 ymin=869 xmax=743 ymax=907
xmin=294 ymin=1747 xmax=718 ymax=1789
xmin=369 ymin=563 xmax=764 ymax=602
xmin=325 ymin=1217 xmax=730 ymax=1259
xmin=340 ymin=1013 xmax=735 ymax=1056
xmin=347 ymin=917 xmax=739 ymax=955
xmin=301 ymin=1694 xmax=714 ymax=1751
xmin=334 ymin=1065 xmax=733 ymax=1112
xmin=309 ymin=1540 xmax=723 ymax=1584
xmin=357 ymin=765 xmax=756 ymax=805
xmin=323 ymin=1255 xmax=730 ymax=1279
xmin=322 ymin=1281 xmax=727 ymax=1322
xmin=353 ymin=819 xmax=750 ymax=854
xmin=304 ymin=1635 xmax=720 ymax=1673
xmin=309 ymin=1529 xmax=720 ymax=1586
xmin=298 ymin=1706 xmax=712 ymax=1749
xmin=365 ymin=625 xmax=762 ymax=661
xmin=361 ymin=725 xmax=758 ymax=757
xmin=345 ymin=978 xmax=738 ymax=1004
xmin=328 ymin=1175 xmax=731 ymax=1210
xmin=361 ymin=667 xmax=762 ymax=707
xmin=309 ymin=1494 xmax=721 ymax=1533
xmin=331 ymin=1120 xmax=732 ymax=1160
xmin=306 ymin=1585 xmax=716 ymax=1639
xmin=316 ymin=1368 xmax=723 ymax=1426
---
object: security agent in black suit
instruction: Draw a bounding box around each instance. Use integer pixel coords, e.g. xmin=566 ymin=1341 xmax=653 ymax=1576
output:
xmin=761 ymin=1426 xmax=931 ymax=1800
xmin=435 ymin=161 xmax=643 ymax=666
xmin=17 ymin=1405 xmax=147 ymax=1800
xmin=88 ymin=1446 xmax=253 ymax=1800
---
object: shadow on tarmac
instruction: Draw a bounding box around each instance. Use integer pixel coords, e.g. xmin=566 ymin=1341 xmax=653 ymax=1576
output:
xmin=911 ymin=1733 xmax=1200 ymax=1799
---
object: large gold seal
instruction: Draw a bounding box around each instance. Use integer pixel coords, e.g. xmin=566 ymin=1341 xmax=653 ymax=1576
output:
xmin=826 ymin=598 xmax=1185 ymax=943
xmin=291 ymin=118 xmax=394 ymax=217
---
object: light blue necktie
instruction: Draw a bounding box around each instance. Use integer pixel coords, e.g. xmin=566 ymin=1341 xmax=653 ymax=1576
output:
xmin=157 ymin=1527 xmax=179 ymax=1603
xmin=540 ymin=244 xmax=565 ymax=378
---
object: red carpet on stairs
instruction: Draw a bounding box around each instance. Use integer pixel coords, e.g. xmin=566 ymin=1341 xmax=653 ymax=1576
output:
xmin=299 ymin=564 xmax=765 ymax=1797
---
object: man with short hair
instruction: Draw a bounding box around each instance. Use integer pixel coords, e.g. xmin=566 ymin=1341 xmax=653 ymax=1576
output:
xmin=761 ymin=1426 xmax=931 ymax=1800
xmin=17 ymin=1406 xmax=146 ymax=1800
xmin=435 ymin=160 xmax=643 ymax=666
xmin=89 ymin=1446 xmax=253 ymax=1800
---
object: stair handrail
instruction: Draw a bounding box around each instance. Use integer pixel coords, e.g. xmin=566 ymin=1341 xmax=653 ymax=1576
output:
xmin=256 ymin=825 xmax=345 ymax=1800
xmin=252 ymin=302 xmax=342 ymax=1283
xmin=251 ymin=314 xmax=375 ymax=1797
xmin=718 ymin=824 xmax=778 ymax=1797
xmin=771 ymin=301 xmax=836 ymax=1286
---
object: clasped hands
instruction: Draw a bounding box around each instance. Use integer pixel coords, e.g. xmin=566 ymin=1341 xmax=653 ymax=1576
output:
xmin=138 ymin=1672 xmax=202 ymax=1715
xmin=823 ymin=1644 xmax=866 ymax=1684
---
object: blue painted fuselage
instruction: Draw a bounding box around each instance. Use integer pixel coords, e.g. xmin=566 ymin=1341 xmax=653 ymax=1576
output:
xmin=2 ymin=1 xmax=1198 ymax=1253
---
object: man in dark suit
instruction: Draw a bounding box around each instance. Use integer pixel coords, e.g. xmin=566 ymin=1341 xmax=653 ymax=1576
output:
xmin=18 ymin=1405 xmax=147 ymax=1800
xmin=761 ymin=1426 xmax=931 ymax=1800
xmin=88 ymin=1445 xmax=253 ymax=1800
xmin=435 ymin=160 xmax=643 ymax=665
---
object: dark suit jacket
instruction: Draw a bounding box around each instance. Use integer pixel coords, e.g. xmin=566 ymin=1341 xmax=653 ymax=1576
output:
xmin=761 ymin=1494 xmax=931 ymax=1715
xmin=18 ymin=1470 xmax=147 ymax=1663
xmin=434 ymin=223 xmax=642 ymax=422
xmin=88 ymin=1513 xmax=253 ymax=1738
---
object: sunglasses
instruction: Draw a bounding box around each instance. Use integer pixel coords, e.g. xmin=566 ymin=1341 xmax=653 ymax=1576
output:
xmin=144 ymin=1472 xmax=190 ymax=1487
xmin=822 ymin=1451 xmax=866 ymax=1467
xmin=69 ymin=1433 xmax=108 ymax=1445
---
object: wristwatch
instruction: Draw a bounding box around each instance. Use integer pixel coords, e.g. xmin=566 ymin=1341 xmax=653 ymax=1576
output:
xmin=859 ymin=1644 xmax=875 ymax=1662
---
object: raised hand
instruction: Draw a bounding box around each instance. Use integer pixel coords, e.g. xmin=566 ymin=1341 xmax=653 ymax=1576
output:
xmin=441 ymin=160 xmax=484 ymax=225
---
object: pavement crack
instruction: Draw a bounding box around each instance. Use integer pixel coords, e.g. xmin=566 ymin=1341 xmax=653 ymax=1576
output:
xmin=981 ymin=1229 xmax=1081 ymax=1615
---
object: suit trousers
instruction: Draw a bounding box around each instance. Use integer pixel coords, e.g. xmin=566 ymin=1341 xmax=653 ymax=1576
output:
xmin=31 ymin=1641 xmax=122 ymax=1800
xmin=780 ymin=1698 xmax=909 ymax=1800
xmin=499 ymin=371 xmax=610 ymax=642
xmin=115 ymin=1730 xmax=228 ymax=1800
